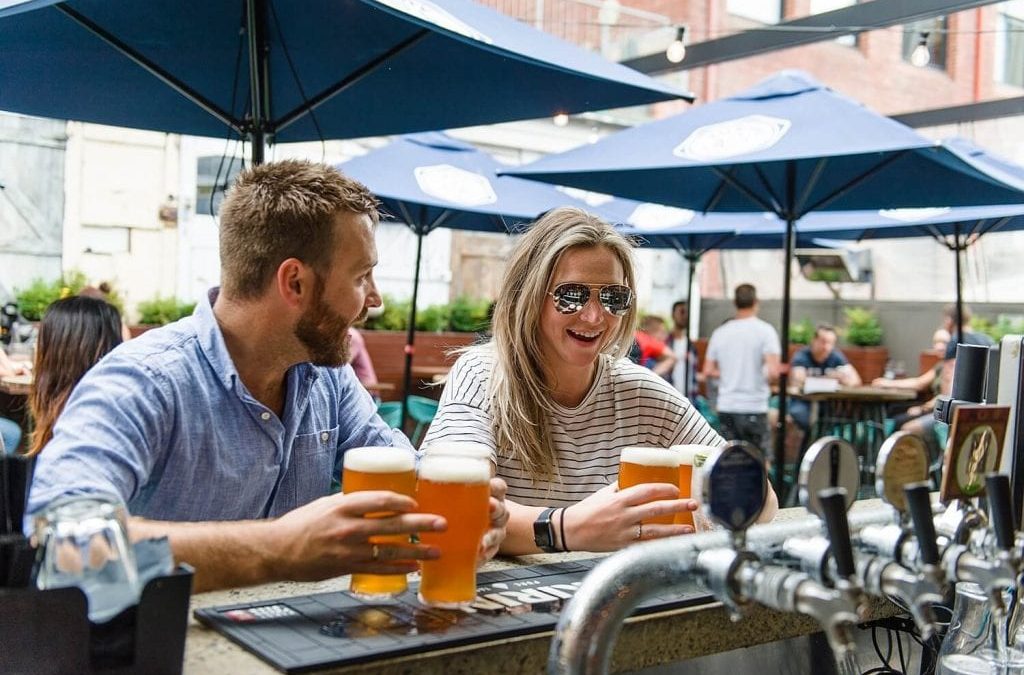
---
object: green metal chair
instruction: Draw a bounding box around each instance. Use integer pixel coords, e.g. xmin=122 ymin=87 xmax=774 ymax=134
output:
xmin=376 ymin=401 xmax=404 ymax=429
xmin=406 ymin=395 xmax=439 ymax=447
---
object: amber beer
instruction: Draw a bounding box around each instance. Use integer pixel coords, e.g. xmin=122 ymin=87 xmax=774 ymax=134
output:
xmin=342 ymin=447 xmax=417 ymax=599
xmin=416 ymin=455 xmax=490 ymax=608
xmin=618 ymin=447 xmax=681 ymax=526
xmin=670 ymin=445 xmax=715 ymax=528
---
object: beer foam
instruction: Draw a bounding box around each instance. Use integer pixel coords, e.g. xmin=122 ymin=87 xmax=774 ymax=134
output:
xmin=421 ymin=442 xmax=493 ymax=460
xmin=619 ymin=446 xmax=680 ymax=467
xmin=672 ymin=445 xmax=718 ymax=466
xmin=343 ymin=447 xmax=415 ymax=473
xmin=418 ymin=455 xmax=490 ymax=483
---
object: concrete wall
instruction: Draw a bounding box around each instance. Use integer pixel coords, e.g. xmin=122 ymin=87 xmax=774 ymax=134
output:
xmin=699 ymin=298 xmax=1024 ymax=370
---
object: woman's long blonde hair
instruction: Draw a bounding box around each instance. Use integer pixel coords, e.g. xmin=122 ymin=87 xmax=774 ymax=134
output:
xmin=485 ymin=207 xmax=638 ymax=480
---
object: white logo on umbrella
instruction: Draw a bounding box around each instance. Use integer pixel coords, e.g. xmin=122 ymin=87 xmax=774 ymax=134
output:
xmin=627 ymin=203 xmax=696 ymax=230
xmin=375 ymin=0 xmax=493 ymax=44
xmin=878 ymin=207 xmax=952 ymax=222
xmin=674 ymin=114 xmax=791 ymax=161
xmin=555 ymin=185 xmax=615 ymax=207
xmin=414 ymin=164 xmax=498 ymax=207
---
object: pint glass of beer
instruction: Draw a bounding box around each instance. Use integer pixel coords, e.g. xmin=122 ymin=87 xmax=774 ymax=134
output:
xmin=416 ymin=454 xmax=490 ymax=609
xmin=342 ymin=447 xmax=416 ymax=599
xmin=670 ymin=445 xmax=715 ymax=528
xmin=618 ymin=446 xmax=680 ymax=526
xmin=421 ymin=442 xmax=495 ymax=476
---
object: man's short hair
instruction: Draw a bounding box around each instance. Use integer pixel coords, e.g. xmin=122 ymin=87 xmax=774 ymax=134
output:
xmin=671 ymin=300 xmax=687 ymax=314
xmin=734 ymin=284 xmax=757 ymax=309
xmin=942 ymin=303 xmax=972 ymax=325
xmin=218 ymin=160 xmax=380 ymax=300
xmin=815 ymin=324 xmax=837 ymax=339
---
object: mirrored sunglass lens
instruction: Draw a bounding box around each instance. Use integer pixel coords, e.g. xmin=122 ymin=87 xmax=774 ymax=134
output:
xmin=600 ymin=286 xmax=633 ymax=315
xmin=553 ymin=284 xmax=590 ymax=313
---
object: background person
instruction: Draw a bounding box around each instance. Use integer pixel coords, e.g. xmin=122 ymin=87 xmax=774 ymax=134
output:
xmin=666 ymin=300 xmax=698 ymax=396
xmin=634 ymin=314 xmax=675 ymax=378
xmin=702 ymin=284 xmax=781 ymax=454
xmin=28 ymin=160 xmax=507 ymax=592
xmin=28 ymin=296 xmax=124 ymax=455
xmin=0 ymin=348 xmax=28 ymax=453
xmin=788 ymin=324 xmax=862 ymax=432
xmin=424 ymin=208 xmax=777 ymax=556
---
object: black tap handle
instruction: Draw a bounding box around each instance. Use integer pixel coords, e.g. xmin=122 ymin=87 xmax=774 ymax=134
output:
xmin=819 ymin=487 xmax=856 ymax=579
xmin=985 ymin=474 xmax=1015 ymax=552
xmin=905 ymin=482 xmax=940 ymax=566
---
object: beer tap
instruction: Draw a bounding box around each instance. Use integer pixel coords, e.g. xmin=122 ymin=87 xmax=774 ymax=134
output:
xmin=696 ymin=443 xmax=862 ymax=663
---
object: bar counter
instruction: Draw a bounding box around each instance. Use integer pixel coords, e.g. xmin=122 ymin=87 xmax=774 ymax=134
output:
xmin=185 ymin=501 xmax=899 ymax=674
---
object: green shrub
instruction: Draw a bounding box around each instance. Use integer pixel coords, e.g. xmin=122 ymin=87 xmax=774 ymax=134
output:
xmin=843 ymin=306 xmax=883 ymax=346
xmin=789 ymin=318 xmax=814 ymax=345
xmin=449 ymin=296 xmax=492 ymax=333
xmin=136 ymin=296 xmax=196 ymax=325
xmin=14 ymin=270 xmax=91 ymax=320
xmin=971 ymin=314 xmax=1024 ymax=343
xmin=416 ymin=303 xmax=451 ymax=332
xmin=363 ymin=295 xmax=410 ymax=331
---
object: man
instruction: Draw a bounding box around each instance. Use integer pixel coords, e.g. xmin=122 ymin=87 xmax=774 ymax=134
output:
xmin=665 ymin=300 xmax=698 ymax=396
xmin=634 ymin=314 xmax=675 ymax=378
xmin=29 ymin=161 xmax=508 ymax=592
xmin=702 ymin=284 xmax=781 ymax=452
xmin=788 ymin=324 xmax=862 ymax=431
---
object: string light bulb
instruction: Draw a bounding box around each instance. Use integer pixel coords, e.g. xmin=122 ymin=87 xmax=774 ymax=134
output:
xmin=553 ymin=113 xmax=569 ymax=127
xmin=666 ymin=26 xmax=687 ymax=64
xmin=910 ymin=32 xmax=930 ymax=68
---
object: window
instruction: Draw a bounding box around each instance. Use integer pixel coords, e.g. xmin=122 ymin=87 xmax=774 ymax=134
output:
xmin=996 ymin=1 xmax=1024 ymax=88
xmin=727 ymin=0 xmax=781 ymax=24
xmin=195 ymin=156 xmax=243 ymax=217
xmin=902 ymin=16 xmax=947 ymax=69
xmin=809 ymin=0 xmax=858 ymax=47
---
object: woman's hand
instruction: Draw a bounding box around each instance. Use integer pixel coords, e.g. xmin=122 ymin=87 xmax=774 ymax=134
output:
xmin=562 ymin=482 xmax=697 ymax=552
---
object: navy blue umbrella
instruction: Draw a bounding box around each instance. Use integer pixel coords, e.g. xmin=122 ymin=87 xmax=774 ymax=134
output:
xmin=508 ymin=70 xmax=1024 ymax=488
xmin=0 ymin=0 xmax=689 ymax=163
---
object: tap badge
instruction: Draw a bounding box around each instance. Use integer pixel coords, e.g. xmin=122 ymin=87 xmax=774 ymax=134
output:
xmin=939 ymin=404 xmax=1010 ymax=502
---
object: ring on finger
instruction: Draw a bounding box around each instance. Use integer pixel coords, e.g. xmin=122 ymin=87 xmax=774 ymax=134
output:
xmin=371 ymin=543 xmax=381 ymax=561
xmin=635 ymin=523 xmax=643 ymax=541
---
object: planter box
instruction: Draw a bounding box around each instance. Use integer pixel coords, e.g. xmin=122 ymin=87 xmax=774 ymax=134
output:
xmin=842 ymin=345 xmax=889 ymax=383
xmin=361 ymin=330 xmax=478 ymax=401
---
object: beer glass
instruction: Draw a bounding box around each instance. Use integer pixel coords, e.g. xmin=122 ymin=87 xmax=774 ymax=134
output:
xmin=416 ymin=454 xmax=490 ymax=609
xmin=420 ymin=442 xmax=495 ymax=476
xmin=342 ymin=447 xmax=416 ymax=599
xmin=618 ymin=447 xmax=680 ymax=525
xmin=672 ymin=445 xmax=711 ymax=528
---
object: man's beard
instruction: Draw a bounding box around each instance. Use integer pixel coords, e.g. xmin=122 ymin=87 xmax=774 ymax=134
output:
xmin=294 ymin=276 xmax=361 ymax=367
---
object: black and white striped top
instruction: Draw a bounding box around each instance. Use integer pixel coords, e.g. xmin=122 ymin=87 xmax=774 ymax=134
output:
xmin=422 ymin=347 xmax=724 ymax=507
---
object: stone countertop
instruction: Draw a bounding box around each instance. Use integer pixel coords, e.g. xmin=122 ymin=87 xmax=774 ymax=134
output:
xmin=185 ymin=501 xmax=897 ymax=674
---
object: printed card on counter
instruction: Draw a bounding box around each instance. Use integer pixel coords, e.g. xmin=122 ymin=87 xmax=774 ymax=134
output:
xmin=939 ymin=404 xmax=1010 ymax=502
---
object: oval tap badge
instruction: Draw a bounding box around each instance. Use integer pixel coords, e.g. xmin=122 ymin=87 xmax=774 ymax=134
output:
xmin=414 ymin=164 xmax=498 ymax=207
xmin=673 ymin=114 xmax=791 ymax=162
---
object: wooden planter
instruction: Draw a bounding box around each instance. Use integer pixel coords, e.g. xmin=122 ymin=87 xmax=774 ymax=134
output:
xmin=361 ymin=330 xmax=479 ymax=401
xmin=842 ymin=345 xmax=889 ymax=383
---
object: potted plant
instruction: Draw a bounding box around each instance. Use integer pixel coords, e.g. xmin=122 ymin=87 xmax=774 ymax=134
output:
xmin=842 ymin=306 xmax=888 ymax=382
xmin=131 ymin=296 xmax=196 ymax=337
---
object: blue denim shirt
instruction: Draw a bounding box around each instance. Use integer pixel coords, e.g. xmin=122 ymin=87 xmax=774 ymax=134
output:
xmin=28 ymin=289 xmax=411 ymax=523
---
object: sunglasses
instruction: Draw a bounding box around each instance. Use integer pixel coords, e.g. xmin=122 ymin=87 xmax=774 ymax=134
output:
xmin=548 ymin=283 xmax=634 ymax=316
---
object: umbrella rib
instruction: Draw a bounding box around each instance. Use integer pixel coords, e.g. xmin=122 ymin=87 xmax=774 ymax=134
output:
xmin=752 ymin=165 xmax=784 ymax=214
xmin=709 ymin=167 xmax=776 ymax=213
xmin=802 ymin=150 xmax=910 ymax=214
xmin=793 ymin=158 xmax=828 ymax=216
xmin=55 ymin=5 xmax=242 ymax=134
xmin=275 ymin=29 xmax=431 ymax=133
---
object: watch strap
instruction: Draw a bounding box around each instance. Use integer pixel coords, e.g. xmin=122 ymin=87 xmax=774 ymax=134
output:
xmin=533 ymin=507 xmax=558 ymax=552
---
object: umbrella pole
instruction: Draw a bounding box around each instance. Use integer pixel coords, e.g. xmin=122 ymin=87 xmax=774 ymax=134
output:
xmin=401 ymin=228 xmax=425 ymax=431
xmin=683 ymin=253 xmax=698 ymax=399
xmin=954 ymin=222 xmax=964 ymax=341
xmin=245 ymin=0 xmax=269 ymax=166
xmin=774 ymin=215 xmax=796 ymax=495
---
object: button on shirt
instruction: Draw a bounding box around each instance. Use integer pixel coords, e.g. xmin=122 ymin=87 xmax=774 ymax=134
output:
xmin=28 ymin=288 xmax=412 ymax=523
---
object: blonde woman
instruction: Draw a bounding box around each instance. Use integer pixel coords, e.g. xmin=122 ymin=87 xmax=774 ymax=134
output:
xmin=424 ymin=208 xmax=778 ymax=554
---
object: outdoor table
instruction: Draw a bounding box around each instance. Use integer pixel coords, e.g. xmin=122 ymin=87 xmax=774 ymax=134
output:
xmin=185 ymin=502 xmax=898 ymax=674
xmin=0 ymin=373 xmax=31 ymax=397
xmin=791 ymin=386 xmax=916 ymax=496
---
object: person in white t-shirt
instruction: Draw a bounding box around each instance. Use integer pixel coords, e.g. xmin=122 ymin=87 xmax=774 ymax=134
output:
xmin=425 ymin=208 xmax=777 ymax=555
xmin=702 ymin=284 xmax=781 ymax=454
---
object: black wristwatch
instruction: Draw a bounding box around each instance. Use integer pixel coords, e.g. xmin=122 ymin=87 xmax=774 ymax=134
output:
xmin=533 ymin=507 xmax=559 ymax=553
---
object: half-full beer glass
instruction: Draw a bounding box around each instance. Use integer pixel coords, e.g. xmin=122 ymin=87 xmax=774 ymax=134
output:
xmin=416 ymin=454 xmax=490 ymax=609
xmin=342 ymin=447 xmax=416 ymax=599
xmin=618 ymin=446 xmax=680 ymax=525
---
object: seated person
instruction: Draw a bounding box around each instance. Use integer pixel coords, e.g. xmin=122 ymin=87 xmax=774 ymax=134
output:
xmin=28 ymin=160 xmax=507 ymax=592
xmin=871 ymin=327 xmax=951 ymax=424
xmin=0 ymin=346 xmax=29 ymax=453
xmin=425 ymin=207 xmax=777 ymax=555
xmin=27 ymin=296 xmax=124 ymax=455
xmin=347 ymin=326 xmax=378 ymax=391
xmin=634 ymin=314 xmax=675 ymax=378
xmin=788 ymin=324 xmax=861 ymax=430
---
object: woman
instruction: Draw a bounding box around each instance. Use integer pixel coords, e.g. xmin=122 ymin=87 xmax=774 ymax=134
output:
xmin=424 ymin=208 xmax=778 ymax=554
xmin=28 ymin=296 xmax=123 ymax=456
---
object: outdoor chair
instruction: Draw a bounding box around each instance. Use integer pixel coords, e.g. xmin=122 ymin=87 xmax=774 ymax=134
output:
xmin=376 ymin=401 xmax=403 ymax=430
xmin=406 ymin=395 xmax=439 ymax=447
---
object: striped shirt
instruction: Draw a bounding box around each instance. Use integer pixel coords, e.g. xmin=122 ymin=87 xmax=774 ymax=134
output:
xmin=422 ymin=347 xmax=724 ymax=507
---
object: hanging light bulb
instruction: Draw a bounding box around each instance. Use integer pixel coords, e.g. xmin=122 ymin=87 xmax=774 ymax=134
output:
xmin=910 ymin=32 xmax=930 ymax=68
xmin=666 ymin=26 xmax=687 ymax=64
xmin=553 ymin=113 xmax=569 ymax=127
